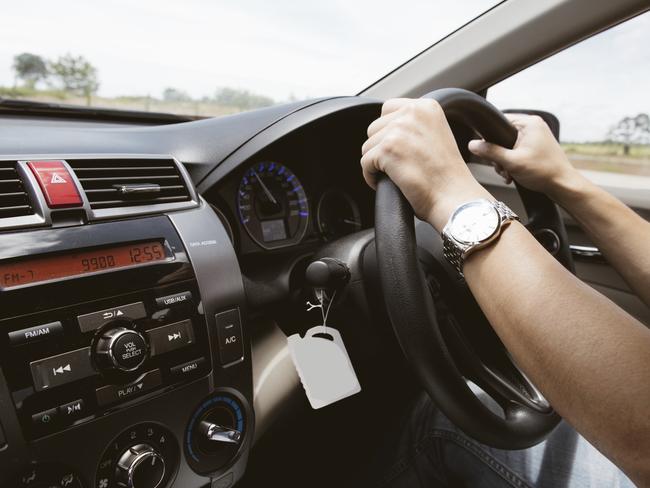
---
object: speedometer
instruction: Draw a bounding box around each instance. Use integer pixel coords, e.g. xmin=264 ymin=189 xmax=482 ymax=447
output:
xmin=237 ymin=162 xmax=309 ymax=249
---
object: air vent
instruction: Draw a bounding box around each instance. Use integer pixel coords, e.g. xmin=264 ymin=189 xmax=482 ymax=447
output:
xmin=68 ymin=158 xmax=191 ymax=209
xmin=0 ymin=162 xmax=34 ymax=219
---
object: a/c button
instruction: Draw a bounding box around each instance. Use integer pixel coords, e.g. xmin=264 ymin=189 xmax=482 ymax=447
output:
xmin=215 ymin=309 xmax=244 ymax=365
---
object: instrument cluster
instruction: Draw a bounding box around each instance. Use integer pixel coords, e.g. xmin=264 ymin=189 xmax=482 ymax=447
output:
xmin=209 ymin=159 xmax=371 ymax=254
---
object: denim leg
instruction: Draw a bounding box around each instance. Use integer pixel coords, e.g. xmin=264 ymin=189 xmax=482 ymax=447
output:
xmin=372 ymin=391 xmax=635 ymax=488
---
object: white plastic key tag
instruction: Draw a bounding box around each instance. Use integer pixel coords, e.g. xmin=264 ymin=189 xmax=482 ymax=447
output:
xmin=287 ymin=325 xmax=361 ymax=409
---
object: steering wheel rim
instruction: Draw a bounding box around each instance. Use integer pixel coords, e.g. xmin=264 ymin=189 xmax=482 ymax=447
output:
xmin=374 ymin=88 xmax=572 ymax=449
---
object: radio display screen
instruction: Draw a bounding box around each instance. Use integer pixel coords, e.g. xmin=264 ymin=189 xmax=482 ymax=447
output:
xmin=0 ymin=241 xmax=169 ymax=288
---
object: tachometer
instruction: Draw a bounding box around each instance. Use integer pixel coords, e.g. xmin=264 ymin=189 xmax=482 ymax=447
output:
xmin=237 ymin=162 xmax=309 ymax=249
xmin=316 ymin=190 xmax=362 ymax=240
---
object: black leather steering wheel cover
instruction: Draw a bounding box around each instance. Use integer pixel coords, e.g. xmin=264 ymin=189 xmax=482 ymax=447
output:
xmin=375 ymin=88 xmax=565 ymax=449
xmin=425 ymin=88 xmax=574 ymax=272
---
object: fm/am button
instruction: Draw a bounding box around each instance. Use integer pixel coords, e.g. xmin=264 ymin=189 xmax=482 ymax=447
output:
xmin=9 ymin=321 xmax=64 ymax=346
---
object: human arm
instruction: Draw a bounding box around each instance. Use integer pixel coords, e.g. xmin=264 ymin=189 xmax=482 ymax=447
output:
xmin=468 ymin=114 xmax=650 ymax=307
xmin=360 ymin=99 xmax=650 ymax=485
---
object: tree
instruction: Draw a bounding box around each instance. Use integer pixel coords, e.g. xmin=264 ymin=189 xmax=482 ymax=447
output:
xmin=607 ymin=113 xmax=650 ymax=155
xmin=49 ymin=54 xmax=99 ymax=105
xmin=214 ymin=87 xmax=274 ymax=110
xmin=162 ymin=87 xmax=191 ymax=102
xmin=12 ymin=53 xmax=48 ymax=88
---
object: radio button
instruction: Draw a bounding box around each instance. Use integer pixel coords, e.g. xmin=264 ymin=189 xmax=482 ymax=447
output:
xmin=170 ymin=357 xmax=205 ymax=379
xmin=147 ymin=320 xmax=194 ymax=356
xmin=30 ymin=347 xmax=95 ymax=392
xmin=155 ymin=291 xmax=193 ymax=309
xmin=31 ymin=407 xmax=59 ymax=432
xmin=59 ymin=398 xmax=86 ymax=420
xmin=95 ymin=369 xmax=162 ymax=406
xmin=8 ymin=321 xmax=63 ymax=346
xmin=77 ymin=301 xmax=146 ymax=333
xmin=215 ymin=309 xmax=244 ymax=365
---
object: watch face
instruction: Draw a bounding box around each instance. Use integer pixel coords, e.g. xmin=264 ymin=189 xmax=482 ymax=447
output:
xmin=448 ymin=200 xmax=500 ymax=244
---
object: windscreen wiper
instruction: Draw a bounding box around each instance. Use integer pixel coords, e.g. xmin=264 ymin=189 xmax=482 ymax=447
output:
xmin=0 ymin=97 xmax=198 ymax=125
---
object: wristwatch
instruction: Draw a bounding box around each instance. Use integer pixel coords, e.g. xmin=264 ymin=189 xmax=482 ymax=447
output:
xmin=442 ymin=199 xmax=519 ymax=276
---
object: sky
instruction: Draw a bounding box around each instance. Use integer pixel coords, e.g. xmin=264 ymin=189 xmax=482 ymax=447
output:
xmin=1 ymin=1 xmax=648 ymax=142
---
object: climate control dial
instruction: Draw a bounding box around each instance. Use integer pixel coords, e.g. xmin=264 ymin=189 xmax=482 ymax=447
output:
xmin=96 ymin=423 xmax=178 ymax=488
xmin=115 ymin=444 xmax=165 ymax=488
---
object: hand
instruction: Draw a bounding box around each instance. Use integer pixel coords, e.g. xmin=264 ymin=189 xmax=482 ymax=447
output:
xmin=361 ymin=98 xmax=491 ymax=231
xmin=467 ymin=114 xmax=585 ymax=202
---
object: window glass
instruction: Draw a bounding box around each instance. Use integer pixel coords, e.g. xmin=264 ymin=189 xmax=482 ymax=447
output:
xmin=489 ymin=13 xmax=650 ymax=178
xmin=0 ymin=0 xmax=499 ymax=116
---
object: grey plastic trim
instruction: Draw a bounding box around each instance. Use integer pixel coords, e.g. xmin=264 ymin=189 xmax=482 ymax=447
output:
xmin=361 ymin=0 xmax=649 ymax=99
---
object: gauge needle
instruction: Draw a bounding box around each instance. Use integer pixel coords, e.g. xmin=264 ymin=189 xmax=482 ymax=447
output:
xmin=343 ymin=219 xmax=360 ymax=226
xmin=252 ymin=170 xmax=278 ymax=205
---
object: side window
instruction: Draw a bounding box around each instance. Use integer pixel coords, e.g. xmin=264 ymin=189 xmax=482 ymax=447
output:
xmin=488 ymin=13 xmax=650 ymax=183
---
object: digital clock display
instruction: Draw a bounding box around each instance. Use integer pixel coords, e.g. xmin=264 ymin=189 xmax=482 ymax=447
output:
xmin=0 ymin=241 xmax=169 ymax=289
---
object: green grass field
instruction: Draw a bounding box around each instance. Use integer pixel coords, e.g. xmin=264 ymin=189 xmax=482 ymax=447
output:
xmin=562 ymin=143 xmax=650 ymax=176
xmin=0 ymin=86 xmax=258 ymax=117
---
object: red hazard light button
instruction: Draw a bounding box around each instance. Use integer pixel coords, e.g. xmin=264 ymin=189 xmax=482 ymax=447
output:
xmin=27 ymin=160 xmax=82 ymax=208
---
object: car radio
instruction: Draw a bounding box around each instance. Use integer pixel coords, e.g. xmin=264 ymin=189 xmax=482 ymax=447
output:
xmin=0 ymin=215 xmax=243 ymax=442
xmin=0 ymin=157 xmax=253 ymax=488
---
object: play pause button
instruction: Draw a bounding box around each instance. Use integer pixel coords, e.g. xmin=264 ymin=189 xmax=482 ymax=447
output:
xmin=60 ymin=399 xmax=86 ymax=419
xmin=95 ymin=369 xmax=162 ymax=406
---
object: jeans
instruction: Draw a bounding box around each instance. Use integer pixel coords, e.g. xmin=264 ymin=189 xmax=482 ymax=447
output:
xmin=372 ymin=391 xmax=634 ymax=488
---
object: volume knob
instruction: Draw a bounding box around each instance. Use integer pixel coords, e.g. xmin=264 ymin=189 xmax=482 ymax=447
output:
xmin=95 ymin=327 xmax=148 ymax=372
xmin=115 ymin=443 xmax=166 ymax=488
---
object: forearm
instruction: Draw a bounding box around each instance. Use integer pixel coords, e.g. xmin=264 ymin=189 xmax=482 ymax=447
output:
xmin=552 ymin=174 xmax=650 ymax=306
xmin=461 ymin=222 xmax=650 ymax=485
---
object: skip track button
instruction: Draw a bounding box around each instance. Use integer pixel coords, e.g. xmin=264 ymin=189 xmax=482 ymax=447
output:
xmin=30 ymin=347 xmax=95 ymax=392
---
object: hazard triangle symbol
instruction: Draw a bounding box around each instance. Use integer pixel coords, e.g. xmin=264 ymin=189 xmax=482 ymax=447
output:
xmin=51 ymin=173 xmax=67 ymax=184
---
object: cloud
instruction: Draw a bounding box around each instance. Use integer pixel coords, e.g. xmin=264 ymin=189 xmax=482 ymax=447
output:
xmin=489 ymin=12 xmax=650 ymax=141
xmin=1 ymin=1 xmax=648 ymax=142
xmin=0 ymin=0 xmax=494 ymax=100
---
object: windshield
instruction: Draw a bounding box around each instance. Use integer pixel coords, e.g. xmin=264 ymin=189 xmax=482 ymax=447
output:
xmin=1 ymin=0 xmax=499 ymax=117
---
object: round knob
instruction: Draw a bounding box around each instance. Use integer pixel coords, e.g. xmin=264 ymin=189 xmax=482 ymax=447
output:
xmin=115 ymin=443 xmax=166 ymax=488
xmin=95 ymin=327 xmax=148 ymax=372
xmin=305 ymin=258 xmax=350 ymax=288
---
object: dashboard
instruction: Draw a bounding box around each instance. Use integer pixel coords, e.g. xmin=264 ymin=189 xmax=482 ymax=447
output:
xmin=204 ymin=112 xmax=376 ymax=255
xmin=0 ymin=96 xmax=382 ymax=488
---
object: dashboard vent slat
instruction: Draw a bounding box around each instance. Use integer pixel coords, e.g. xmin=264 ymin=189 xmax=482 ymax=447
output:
xmin=0 ymin=162 xmax=35 ymax=219
xmin=68 ymin=158 xmax=191 ymax=210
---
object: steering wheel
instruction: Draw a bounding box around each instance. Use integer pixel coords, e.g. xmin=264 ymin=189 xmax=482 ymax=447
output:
xmin=374 ymin=88 xmax=574 ymax=449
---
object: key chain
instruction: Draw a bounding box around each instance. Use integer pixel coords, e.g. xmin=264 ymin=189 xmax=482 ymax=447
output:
xmin=288 ymin=286 xmax=360 ymax=409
